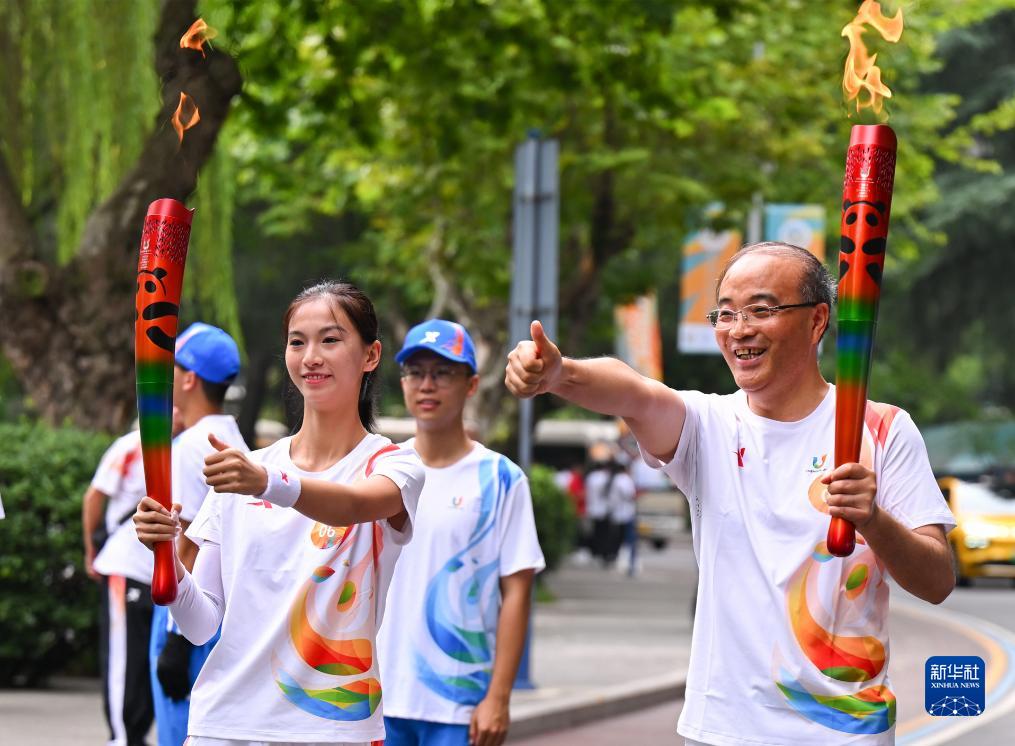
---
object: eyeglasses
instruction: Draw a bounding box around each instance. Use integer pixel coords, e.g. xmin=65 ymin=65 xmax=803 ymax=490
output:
xmin=400 ymin=365 xmax=466 ymax=387
xmin=706 ymin=302 xmax=819 ymax=329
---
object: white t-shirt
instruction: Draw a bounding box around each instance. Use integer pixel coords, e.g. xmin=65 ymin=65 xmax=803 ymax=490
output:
xmin=378 ymin=441 xmax=545 ymax=725
xmin=183 ymin=433 xmax=424 ymax=743
xmin=91 ymin=430 xmax=147 ymax=533
xmin=91 ymin=430 xmax=153 ymax=584
xmin=583 ymin=469 xmax=611 ymax=519
xmin=174 ymin=414 xmax=247 ymax=522
xmin=644 ymin=386 xmax=954 ymax=746
xmin=608 ymin=472 xmax=637 ymax=524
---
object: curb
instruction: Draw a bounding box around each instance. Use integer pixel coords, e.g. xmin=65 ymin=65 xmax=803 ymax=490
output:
xmin=508 ymin=671 xmax=685 ymax=741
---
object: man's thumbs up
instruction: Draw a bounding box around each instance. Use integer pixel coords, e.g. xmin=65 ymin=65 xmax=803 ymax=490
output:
xmin=505 ymin=319 xmax=563 ymax=398
xmin=530 ymin=320 xmax=550 ymax=359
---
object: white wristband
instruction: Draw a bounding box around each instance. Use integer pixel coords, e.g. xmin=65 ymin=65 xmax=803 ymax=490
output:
xmin=258 ymin=465 xmax=302 ymax=508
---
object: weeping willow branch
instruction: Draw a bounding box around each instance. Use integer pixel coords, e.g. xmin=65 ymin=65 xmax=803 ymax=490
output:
xmin=77 ymin=0 xmax=242 ymax=263
xmin=0 ymin=0 xmax=243 ymax=431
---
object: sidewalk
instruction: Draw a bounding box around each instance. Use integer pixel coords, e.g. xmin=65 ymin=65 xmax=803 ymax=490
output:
xmin=0 ymin=537 xmax=696 ymax=744
xmin=508 ymin=537 xmax=695 ymax=740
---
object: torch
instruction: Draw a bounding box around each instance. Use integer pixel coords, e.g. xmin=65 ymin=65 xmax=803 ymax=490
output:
xmin=135 ymin=198 xmax=194 ymax=604
xmin=826 ymin=125 xmax=896 ymax=557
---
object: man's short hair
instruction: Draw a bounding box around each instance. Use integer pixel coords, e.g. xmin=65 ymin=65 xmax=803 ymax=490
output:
xmin=715 ymin=241 xmax=836 ymax=338
xmin=198 ymin=377 xmax=231 ymax=407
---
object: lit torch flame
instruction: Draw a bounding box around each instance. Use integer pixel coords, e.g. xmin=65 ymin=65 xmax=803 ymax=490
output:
xmin=841 ymin=0 xmax=904 ymax=115
xmin=180 ymin=18 xmax=217 ymax=58
xmin=172 ymin=92 xmax=201 ymax=145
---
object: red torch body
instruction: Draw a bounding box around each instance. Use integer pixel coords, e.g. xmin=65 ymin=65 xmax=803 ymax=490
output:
xmin=135 ymin=198 xmax=194 ymax=604
xmin=828 ymin=125 xmax=897 ymax=557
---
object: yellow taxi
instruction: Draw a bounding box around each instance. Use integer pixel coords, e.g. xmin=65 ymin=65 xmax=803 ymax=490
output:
xmin=939 ymin=475 xmax=1015 ymax=586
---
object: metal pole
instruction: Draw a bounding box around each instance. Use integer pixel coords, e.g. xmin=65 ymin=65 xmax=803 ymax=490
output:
xmin=517 ymin=136 xmax=543 ymax=476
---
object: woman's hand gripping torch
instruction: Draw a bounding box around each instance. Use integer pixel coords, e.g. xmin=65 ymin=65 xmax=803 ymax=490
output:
xmin=827 ymin=125 xmax=896 ymax=557
xmin=135 ymin=199 xmax=194 ymax=604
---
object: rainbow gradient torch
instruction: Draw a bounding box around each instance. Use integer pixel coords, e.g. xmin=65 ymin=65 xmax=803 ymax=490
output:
xmin=827 ymin=125 xmax=896 ymax=557
xmin=135 ymin=199 xmax=194 ymax=604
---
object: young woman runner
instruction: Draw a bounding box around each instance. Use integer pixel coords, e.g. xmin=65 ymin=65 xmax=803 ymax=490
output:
xmin=134 ymin=281 xmax=424 ymax=746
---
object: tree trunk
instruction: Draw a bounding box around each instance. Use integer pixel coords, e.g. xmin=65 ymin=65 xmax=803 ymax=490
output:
xmin=237 ymin=348 xmax=274 ymax=448
xmin=0 ymin=0 xmax=242 ymax=432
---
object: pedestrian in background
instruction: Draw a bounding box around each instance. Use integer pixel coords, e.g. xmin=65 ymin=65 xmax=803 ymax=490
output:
xmin=83 ymin=412 xmax=180 ymax=746
xmin=606 ymin=460 xmax=639 ymax=576
xmin=583 ymin=445 xmax=615 ymax=564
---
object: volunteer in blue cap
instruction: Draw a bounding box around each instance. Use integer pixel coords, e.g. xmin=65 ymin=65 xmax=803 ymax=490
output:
xmin=150 ymin=322 xmax=249 ymax=746
xmin=378 ymin=320 xmax=545 ymax=746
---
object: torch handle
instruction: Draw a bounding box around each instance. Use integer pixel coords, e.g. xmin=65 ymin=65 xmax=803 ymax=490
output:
xmin=828 ymin=321 xmax=872 ymax=557
xmin=829 ymin=124 xmax=896 ymax=558
xmin=137 ymin=378 xmax=180 ymax=604
xmin=827 ymin=517 xmax=856 ymax=557
xmin=152 ymin=541 xmax=179 ymax=605
xmin=135 ymin=200 xmax=193 ymax=605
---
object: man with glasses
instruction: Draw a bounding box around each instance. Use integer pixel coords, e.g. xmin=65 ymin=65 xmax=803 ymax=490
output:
xmin=505 ymin=242 xmax=954 ymax=746
xmin=379 ymin=319 xmax=544 ymax=746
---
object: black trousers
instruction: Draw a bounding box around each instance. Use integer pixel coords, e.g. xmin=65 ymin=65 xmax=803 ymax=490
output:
xmin=592 ymin=517 xmax=616 ymax=560
xmin=99 ymin=575 xmax=154 ymax=745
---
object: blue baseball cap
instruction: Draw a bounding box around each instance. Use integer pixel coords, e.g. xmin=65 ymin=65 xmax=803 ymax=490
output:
xmin=396 ymin=319 xmax=477 ymax=373
xmin=175 ymin=323 xmax=241 ymax=384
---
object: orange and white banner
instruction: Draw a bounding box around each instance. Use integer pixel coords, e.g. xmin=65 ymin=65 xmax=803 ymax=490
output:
xmin=615 ymin=293 xmax=663 ymax=381
xmin=678 ymin=229 xmax=742 ymax=355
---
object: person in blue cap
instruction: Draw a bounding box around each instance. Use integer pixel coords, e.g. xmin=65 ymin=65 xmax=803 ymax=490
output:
xmin=378 ymin=319 xmax=545 ymax=746
xmin=150 ymin=322 xmax=249 ymax=746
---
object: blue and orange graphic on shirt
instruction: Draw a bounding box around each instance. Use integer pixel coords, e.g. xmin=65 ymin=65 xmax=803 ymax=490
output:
xmin=416 ymin=456 xmax=522 ymax=704
xmin=272 ymin=445 xmax=398 ymax=721
xmin=775 ymin=402 xmax=899 ymax=735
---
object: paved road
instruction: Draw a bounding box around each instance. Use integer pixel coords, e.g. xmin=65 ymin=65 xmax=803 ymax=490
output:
xmin=912 ymin=579 xmax=1015 ymax=746
xmin=514 ymin=698 xmax=682 ymax=745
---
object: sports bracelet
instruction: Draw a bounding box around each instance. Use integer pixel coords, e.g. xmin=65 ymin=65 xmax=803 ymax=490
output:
xmin=257 ymin=465 xmax=302 ymax=508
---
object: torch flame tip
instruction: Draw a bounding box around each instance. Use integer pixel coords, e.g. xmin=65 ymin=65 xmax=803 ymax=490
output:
xmin=180 ymin=18 xmax=217 ymax=58
xmin=171 ymin=92 xmax=201 ymax=146
xmin=842 ymin=0 xmax=904 ymax=117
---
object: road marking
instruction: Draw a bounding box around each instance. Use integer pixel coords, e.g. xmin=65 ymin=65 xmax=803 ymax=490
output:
xmin=895 ymin=600 xmax=1015 ymax=745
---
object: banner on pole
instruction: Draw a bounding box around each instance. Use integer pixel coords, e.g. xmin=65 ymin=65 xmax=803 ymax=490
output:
xmin=678 ymin=229 xmax=741 ymax=355
xmin=764 ymin=204 xmax=826 ymax=261
xmin=615 ymin=292 xmax=663 ymax=381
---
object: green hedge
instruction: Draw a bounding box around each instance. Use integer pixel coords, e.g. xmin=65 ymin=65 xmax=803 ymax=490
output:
xmin=528 ymin=464 xmax=577 ymax=573
xmin=0 ymin=421 xmax=111 ymax=686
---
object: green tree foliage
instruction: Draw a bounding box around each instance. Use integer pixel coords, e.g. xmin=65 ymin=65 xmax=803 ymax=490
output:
xmin=886 ymin=9 xmax=1015 ymax=420
xmin=0 ymin=422 xmax=110 ymax=685
xmin=0 ymin=0 xmax=244 ymax=430
xmin=0 ymin=0 xmax=158 ymax=262
xmin=0 ymin=0 xmax=243 ymax=363
xmin=3 ymin=0 xmax=1012 ymax=430
xmin=210 ymin=0 xmax=1012 ymax=432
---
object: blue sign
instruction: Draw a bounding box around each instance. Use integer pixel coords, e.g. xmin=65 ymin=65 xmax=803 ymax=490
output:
xmin=925 ymin=656 xmax=985 ymax=716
